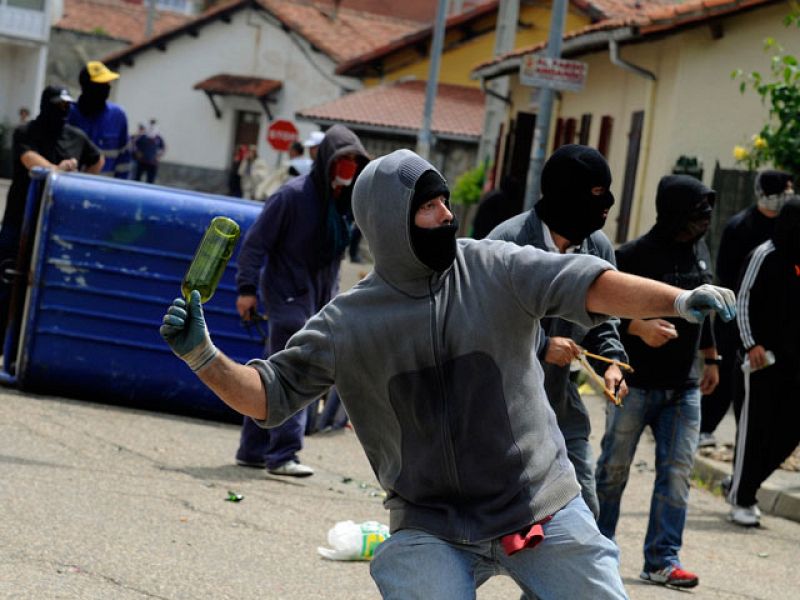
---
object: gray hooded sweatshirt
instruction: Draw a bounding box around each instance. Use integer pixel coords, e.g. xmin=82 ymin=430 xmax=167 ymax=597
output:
xmin=251 ymin=149 xmax=614 ymax=543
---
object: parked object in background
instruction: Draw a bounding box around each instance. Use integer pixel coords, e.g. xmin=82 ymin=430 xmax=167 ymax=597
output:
xmin=2 ymin=169 xmax=263 ymax=420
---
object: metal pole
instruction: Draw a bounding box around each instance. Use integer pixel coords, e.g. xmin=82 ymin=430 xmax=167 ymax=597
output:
xmin=476 ymin=0 xmax=519 ymax=169
xmin=523 ymin=0 xmax=568 ymax=210
xmin=416 ymin=0 xmax=448 ymax=161
xmin=145 ymin=0 xmax=155 ymax=39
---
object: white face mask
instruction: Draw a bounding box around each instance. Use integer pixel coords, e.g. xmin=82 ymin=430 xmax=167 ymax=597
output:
xmin=758 ymin=192 xmax=797 ymax=212
xmin=332 ymin=174 xmax=355 ymax=188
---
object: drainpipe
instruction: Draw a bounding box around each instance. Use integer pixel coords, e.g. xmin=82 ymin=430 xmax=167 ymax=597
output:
xmin=608 ymin=39 xmax=657 ymax=240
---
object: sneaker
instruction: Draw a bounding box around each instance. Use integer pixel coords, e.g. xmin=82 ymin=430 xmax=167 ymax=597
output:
xmin=640 ymin=565 xmax=699 ymax=588
xmin=729 ymin=504 xmax=761 ymax=527
xmin=236 ymin=457 xmax=266 ymax=469
xmin=268 ymin=460 xmax=314 ymax=477
xmin=698 ymin=432 xmax=717 ymax=448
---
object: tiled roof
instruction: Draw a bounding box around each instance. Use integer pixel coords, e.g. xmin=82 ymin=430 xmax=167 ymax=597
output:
xmin=472 ymin=0 xmax=777 ymax=76
xmin=56 ymin=0 xmax=193 ymax=44
xmin=295 ymin=79 xmax=485 ymax=141
xmin=335 ymin=1 xmax=499 ymax=76
xmin=193 ymin=74 xmax=282 ymax=97
xmin=312 ymin=0 xmax=486 ymax=23
xmin=104 ymin=0 xmax=425 ymax=67
xmin=259 ymin=0 xmax=424 ymax=64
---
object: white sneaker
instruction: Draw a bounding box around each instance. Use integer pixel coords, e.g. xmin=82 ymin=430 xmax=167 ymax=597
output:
xmin=268 ymin=460 xmax=314 ymax=477
xmin=698 ymin=432 xmax=716 ymax=448
xmin=729 ymin=504 xmax=761 ymax=527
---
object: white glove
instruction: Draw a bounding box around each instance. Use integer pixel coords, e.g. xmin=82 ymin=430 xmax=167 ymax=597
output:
xmin=674 ymin=284 xmax=736 ymax=324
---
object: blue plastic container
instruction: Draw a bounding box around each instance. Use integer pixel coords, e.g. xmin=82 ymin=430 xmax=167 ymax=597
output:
xmin=6 ymin=171 xmax=267 ymax=421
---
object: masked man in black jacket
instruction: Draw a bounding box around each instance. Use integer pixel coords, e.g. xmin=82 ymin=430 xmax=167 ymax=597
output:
xmin=595 ymin=175 xmax=721 ymax=589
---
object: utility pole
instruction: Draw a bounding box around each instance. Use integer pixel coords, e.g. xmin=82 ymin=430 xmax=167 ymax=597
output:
xmin=523 ymin=0 xmax=567 ymax=210
xmin=476 ymin=0 xmax=519 ymax=171
xmin=416 ymin=0 xmax=448 ymax=161
xmin=145 ymin=0 xmax=156 ymax=39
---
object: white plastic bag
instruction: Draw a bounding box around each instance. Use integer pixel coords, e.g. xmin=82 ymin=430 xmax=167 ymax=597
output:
xmin=317 ymin=520 xmax=390 ymax=561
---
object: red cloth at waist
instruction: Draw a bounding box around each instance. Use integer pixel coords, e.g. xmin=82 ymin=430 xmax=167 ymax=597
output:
xmin=500 ymin=516 xmax=553 ymax=556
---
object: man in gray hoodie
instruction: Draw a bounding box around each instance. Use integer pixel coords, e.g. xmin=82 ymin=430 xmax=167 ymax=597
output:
xmin=160 ymin=149 xmax=735 ymax=598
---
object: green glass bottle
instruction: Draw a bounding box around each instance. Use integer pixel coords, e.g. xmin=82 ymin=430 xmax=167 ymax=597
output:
xmin=181 ymin=216 xmax=241 ymax=303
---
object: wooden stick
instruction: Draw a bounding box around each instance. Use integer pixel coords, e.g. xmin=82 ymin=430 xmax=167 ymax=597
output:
xmin=580 ymin=349 xmax=634 ymax=373
xmin=577 ymin=354 xmax=622 ymax=406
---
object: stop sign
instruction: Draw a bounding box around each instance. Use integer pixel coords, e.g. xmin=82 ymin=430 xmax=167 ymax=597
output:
xmin=266 ymin=119 xmax=299 ymax=151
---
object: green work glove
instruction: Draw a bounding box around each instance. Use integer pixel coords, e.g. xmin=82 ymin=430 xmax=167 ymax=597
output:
xmin=159 ymin=289 xmax=218 ymax=372
xmin=674 ymin=284 xmax=736 ymax=324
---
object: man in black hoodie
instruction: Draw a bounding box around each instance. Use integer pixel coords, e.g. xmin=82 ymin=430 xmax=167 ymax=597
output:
xmin=0 ymin=86 xmax=103 ymax=348
xmin=728 ymin=197 xmax=800 ymax=527
xmin=595 ymin=175 xmax=721 ymax=589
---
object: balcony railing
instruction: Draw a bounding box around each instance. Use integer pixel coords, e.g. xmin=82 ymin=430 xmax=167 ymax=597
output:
xmin=0 ymin=0 xmax=48 ymax=42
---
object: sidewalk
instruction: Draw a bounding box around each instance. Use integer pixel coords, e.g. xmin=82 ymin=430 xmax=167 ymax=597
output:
xmin=691 ymin=408 xmax=800 ymax=524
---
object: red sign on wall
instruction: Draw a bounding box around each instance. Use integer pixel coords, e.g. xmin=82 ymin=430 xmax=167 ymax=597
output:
xmin=266 ymin=119 xmax=299 ymax=151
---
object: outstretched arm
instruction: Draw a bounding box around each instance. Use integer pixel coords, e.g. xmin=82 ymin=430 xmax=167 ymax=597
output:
xmin=160 ymin=290 xmax=267 ymax=420
xmin=586 ymin=270 xmax=736 ymax=323
xmin=196 ymin=352 xmax=266 ymax=420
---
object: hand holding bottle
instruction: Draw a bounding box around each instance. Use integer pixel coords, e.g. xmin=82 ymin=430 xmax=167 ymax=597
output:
xmin=160 ymin=290 xmax=218 ymax=372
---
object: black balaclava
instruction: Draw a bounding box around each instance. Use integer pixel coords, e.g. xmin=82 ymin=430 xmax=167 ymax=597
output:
xmin=36 ymin=86 xmax=73 ymax=135
xmin=535 ymin=144 xmax=615 ymax=246
xmin=772 ymin=197 xmax=800 ymax=265
xmin=755 ymin=170 xmax=794 ymax=213
xmin=77 ymin=67 xmax=111 ymax=117
xmin=653 ymin=174 xmax=716 ymax=243
xmin=410 ymin=169 xmax=458 ymax=273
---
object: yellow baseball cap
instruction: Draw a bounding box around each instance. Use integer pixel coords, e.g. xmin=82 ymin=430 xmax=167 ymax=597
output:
xmin=85 ymin=61 xmax=119 ymax=84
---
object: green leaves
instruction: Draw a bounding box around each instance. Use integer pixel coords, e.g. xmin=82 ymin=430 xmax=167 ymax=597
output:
xmin=451 ymin=161 xmax=487 ymax=206
xmin=732 ymin=10 xmax=800 ymax=175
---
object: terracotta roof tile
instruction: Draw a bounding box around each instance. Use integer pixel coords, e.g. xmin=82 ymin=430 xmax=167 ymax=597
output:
xmin=296 ymin=79 xmax=485 ymax=139
xmin=472 ymin=0 xmax=777 ymax=74
xmin=312 ymin=0 xmax=486 ymax=23
xmin=193 ymin=74 xmax=282 ymax=97
xmin=259 ymin=0 xmax=425 ymax=64
xmin=103 ymin=0 xmax=425 ymax=66
xmin=56 ymin=0 xmax=193 ymax=44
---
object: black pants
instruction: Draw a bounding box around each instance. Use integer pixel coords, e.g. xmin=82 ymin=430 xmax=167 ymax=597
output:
xmin=729 ymin=363 xmax=799 ymax=507
xmin=134 ymin=162 xmax=158 ymax=184
xmin=701 ymin=317 xmax=744 ymax=433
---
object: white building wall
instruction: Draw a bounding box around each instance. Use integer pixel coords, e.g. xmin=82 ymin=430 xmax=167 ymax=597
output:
xmin=111 ymin=8 xmax=360 ymax=173
xmin=0 ymin=42 xmax=47 ymax=125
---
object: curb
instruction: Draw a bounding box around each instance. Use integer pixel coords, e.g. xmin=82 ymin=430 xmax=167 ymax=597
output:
xmin=693 ymin=454 xmax=800 ymax=524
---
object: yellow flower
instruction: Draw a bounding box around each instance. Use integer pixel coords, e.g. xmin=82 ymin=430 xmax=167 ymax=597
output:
xmin=733 ymin=145 xmax=749 ymax=161
xmin=753 ymin=136 xmax=767 ymax=149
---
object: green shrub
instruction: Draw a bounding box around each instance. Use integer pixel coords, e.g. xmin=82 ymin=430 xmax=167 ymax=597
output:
xmin=450 ymin=162 xmax=486 ymax=206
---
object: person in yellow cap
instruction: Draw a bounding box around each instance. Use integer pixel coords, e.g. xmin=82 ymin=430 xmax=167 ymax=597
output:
xmin=68 ymin=61 xmax=132 ymax=179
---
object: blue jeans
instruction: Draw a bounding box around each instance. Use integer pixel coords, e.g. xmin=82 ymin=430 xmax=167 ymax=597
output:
xmin=565 ymin=435 xmax=598 ymax=519
xmin=369 ymin=496 xmax=627 ymax=599
xmin=595 ymin=386 xmax=700 ymax=572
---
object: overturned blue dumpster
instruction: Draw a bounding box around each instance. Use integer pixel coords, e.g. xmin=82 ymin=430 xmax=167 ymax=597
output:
xmin=2 ymin=170 xmax=266 ymax=422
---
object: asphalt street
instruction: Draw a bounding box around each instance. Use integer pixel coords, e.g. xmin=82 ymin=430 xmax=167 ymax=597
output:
xmin=2 ymin=379 xmax=800 ymax=600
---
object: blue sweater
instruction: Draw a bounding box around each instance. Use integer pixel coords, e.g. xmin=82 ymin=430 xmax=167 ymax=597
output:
xmin=68 ymin=102 xmax=131 ymax=179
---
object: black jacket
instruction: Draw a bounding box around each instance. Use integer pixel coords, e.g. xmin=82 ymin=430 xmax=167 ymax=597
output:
xmin=617 ymin=176 xmax=716 ymax=390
